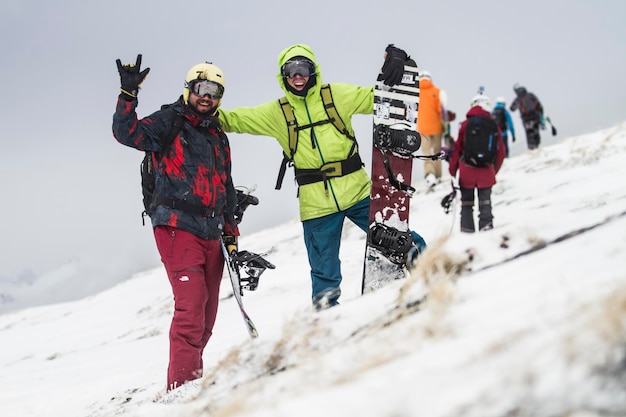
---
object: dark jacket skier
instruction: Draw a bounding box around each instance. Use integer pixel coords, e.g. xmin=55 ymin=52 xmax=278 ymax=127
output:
xmin=509 ymin=84 xmax=544 ymax=150
xmin=113 ymin=55 xmax=239 ymax=391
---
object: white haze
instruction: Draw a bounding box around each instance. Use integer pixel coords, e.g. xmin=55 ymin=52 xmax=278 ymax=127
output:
xmin=0 ymin=122 xmax=625 ymax=417
xmin=1 ymin=0 xmax=625 ymax=311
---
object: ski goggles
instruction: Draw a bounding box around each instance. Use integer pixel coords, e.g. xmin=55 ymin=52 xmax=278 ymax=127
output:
xmin=281 ymin=58 xmax=316 ymax=79
xmin=187 ymin=80 xmax=224 ymax=99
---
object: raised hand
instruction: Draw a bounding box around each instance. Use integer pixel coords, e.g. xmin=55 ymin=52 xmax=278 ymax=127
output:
xmin=115 ymin=54 xmax=150 ymax=100
xmin=380 ymin=44 xmax=408 ymax=86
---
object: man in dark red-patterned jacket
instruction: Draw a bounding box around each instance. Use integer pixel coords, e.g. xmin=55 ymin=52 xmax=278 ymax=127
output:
xmin=449 ymin=95 xmax=506 ymax=233
xmin=113 ymin=55 xmax=239 ymax=391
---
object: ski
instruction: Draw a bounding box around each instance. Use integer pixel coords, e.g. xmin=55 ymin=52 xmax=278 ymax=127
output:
xmin=546 ymin=116 xmax=557 ymax=136
xmin=221 ymin=241 xmax=259 ymax=338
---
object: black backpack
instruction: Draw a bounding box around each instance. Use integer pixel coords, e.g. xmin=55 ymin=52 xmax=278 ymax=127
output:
xmin=518 ymin=93 xmax=539 ymax=116
xmin=463 ymin=115 xmax=499 ymax=167
xmin=140 ymin=107 xmax=184 ymax=224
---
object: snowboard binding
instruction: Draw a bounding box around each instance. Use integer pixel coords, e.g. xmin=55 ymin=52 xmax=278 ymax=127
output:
xmin=374 ymin=125 xmax=421 ymax=157
xmin=234 ymin=188 xmax=260 ymax=224
xmin=232 ymin=250 xmax=276 ymax=291
xmin=367 ymin=223 xmax=413 ymax=265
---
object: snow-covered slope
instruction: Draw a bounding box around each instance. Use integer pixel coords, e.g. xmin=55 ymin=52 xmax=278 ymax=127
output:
xmin=1 ymin=123 xmax=625 ymax=417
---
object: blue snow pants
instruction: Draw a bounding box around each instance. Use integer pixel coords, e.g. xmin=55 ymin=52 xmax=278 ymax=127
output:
xmin=302 ymin=197 xmax=426 ymax=310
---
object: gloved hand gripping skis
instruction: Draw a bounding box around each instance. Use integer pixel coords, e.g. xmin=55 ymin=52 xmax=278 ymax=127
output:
xmin=230 ymin=250 xmax=275 ymax=291
xmin=222 ymin=186 xmax=275 ymax=338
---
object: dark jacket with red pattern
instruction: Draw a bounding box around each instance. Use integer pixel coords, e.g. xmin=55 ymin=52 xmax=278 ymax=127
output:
xmin=448 ymin=106 xmax=506 ymax=189
xmin=113 ymin=96 xmax=239 ymax=239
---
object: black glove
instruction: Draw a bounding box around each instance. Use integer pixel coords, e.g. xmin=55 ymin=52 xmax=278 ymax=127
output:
xmin=115 ymin=54 xmax=150 ymax=101
xmin=222 ymin=235 xmax=238 ymax=255
xmin=440 ymin=192 xmax=454 ymax=213
xmin=380 ymin=44 xmax=408 ymax=86
xmin=512 ymin=135 xmax=516 ymax=142
xmin=440 ymin=145 xmax=452 ymax=162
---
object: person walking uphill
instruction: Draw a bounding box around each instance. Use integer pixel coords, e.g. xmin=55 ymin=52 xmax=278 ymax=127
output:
xmin=112 ymin=55 xmax=239 ymax=391
xmin=510 ymin=83 xmax=545 ymax=150
xmin=449 ymin=95 xmax=505 ymax=233
xmin=218 ymin=44 xmax=426 ymax=310
xmin=492 ymin=97 xmax=516 ymax=157
xmin=417 ymin=70 xmax=447 ymax=189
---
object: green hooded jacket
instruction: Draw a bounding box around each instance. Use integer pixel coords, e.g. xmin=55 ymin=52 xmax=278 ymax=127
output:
xmin=219 ymin=44 xmax=373 ymax=221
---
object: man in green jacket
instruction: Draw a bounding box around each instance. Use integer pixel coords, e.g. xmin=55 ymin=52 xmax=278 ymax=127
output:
xmin=219 ymin=44 xmax=425 ymax=310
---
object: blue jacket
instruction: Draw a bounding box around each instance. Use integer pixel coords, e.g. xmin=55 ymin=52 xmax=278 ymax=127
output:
xmin=492 ymin=102 xmax=516 ymax=138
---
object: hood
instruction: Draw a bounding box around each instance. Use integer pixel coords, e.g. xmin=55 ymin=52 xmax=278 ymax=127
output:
xmin=419 ymin=78 xmax=433 ymax=89
xmin=466 ymin=105 xmax=492 ymax=118
xmin=276 ymin=44 xmax=322 ymax=100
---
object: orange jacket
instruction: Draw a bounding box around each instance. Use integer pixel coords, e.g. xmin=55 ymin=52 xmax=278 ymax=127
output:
xmin=417 ymin=79 xmax=443 ymax=136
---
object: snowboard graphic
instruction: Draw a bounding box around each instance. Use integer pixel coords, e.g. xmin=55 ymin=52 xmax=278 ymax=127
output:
xmin=362 ymin=59 xmax=421 ymax=294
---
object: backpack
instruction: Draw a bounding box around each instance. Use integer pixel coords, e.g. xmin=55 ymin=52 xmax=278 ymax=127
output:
xmin=275 ymin=84 xmax=360 ymax=190
xmin=492 ymin=107 xmax=507 ymax=131
xmin=462 ymin=115 xmax=499 ymax=167
xmin=518 ymin=93 xmax=539 ymax=116
xmin=140 ymin=106 xmax=184 ymax=224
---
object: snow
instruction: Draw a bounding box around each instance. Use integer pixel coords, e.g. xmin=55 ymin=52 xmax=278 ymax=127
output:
xmin=1 ymin=122 xmax=626 ymax=417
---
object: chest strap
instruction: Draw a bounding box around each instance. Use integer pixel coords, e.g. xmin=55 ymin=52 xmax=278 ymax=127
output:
xmin=294 ymin=153 xmax=363 ymax=194
xmin=153 ymin=196 xmax=220 ymax=218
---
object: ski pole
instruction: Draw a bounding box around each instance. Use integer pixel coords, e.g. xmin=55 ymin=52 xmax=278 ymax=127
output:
xmin=546 ymin=116 xmax=557 ymax=136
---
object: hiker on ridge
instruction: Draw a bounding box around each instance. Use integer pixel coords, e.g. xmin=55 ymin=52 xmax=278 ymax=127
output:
xmin=510 ymin=83 xmax=545 ymax=150
xmin=449 ymin=94 xmax=505 ymax=233
xmin=492 ymin=97 xmax=516 ymax=157
xmin=219 ymin=44 xmax=426 ymax=310
xmin=417 ymin=70 xmax=448 ymax=190
xmin=113 ymin=55 xmax=239 ymax=391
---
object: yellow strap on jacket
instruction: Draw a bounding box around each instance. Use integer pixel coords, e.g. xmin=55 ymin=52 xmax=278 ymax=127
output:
xmin=275 ymin=84 xmax=358 ymax=190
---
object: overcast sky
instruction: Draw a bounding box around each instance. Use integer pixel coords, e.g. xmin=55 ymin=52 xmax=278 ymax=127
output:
xmin=0 ymin=0 xmax=624 ymax=300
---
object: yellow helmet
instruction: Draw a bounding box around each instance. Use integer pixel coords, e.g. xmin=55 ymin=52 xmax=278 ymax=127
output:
xmin=183 ymin=62 xmax=225 ymax=104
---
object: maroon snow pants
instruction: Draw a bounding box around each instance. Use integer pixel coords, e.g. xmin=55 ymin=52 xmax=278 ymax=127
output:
xmin=153 ymin=226 xmax=224 ymax=391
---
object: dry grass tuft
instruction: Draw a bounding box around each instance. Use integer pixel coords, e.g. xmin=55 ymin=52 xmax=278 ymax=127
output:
xmin=592 ymin=284 xmax=626 ymax=346
xmin=398 ymin=236 xmax=467 ymax=305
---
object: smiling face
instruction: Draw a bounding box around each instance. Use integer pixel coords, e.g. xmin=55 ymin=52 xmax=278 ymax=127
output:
xmin=280 ymin=56 xmax=317 ymax=97
xmin=188 ymin=91 xmax=219 ymax=114
xmin=285 ymin=74 xmax=310 ymax=93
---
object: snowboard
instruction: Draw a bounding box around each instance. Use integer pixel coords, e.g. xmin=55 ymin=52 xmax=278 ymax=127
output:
xmin=221 ymin=241 xmax=259 ymax=338
xmin=362 ymin=58 xmax=420 ymax=294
